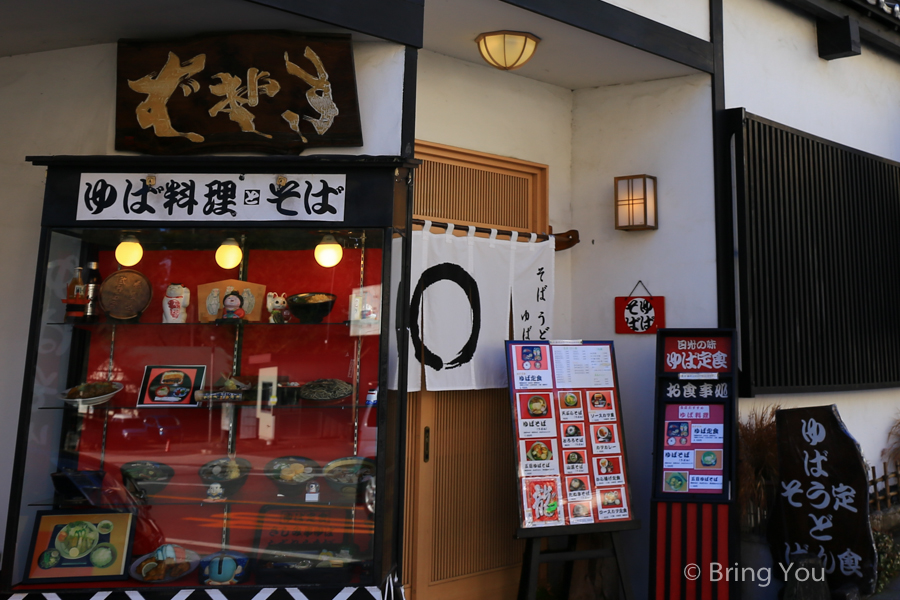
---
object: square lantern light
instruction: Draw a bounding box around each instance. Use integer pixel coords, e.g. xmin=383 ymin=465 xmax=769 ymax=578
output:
xmin=615 ymin=174 xmax=657 ymax=231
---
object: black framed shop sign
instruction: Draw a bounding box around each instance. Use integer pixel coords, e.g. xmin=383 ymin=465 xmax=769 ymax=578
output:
xmin=116 ymin=32 xmax=363 ymax=155
xmin=505 ymin=340 xmax=637 ymax=536
xmin=651 ymin=328 xmax=737 ymax=502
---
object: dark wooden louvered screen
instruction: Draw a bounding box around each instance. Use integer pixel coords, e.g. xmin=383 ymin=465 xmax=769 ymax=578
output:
xmin=730 ymin=109 xmax=900 ymax=395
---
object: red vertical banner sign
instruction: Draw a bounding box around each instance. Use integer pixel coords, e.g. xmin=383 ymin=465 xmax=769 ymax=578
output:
xmin=649 ymin=329 xmax=738 ymax=600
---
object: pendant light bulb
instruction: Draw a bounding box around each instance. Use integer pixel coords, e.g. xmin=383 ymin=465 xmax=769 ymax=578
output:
xmin=216 ymin=238 xmax=243 ymax=269
xmin=115 ymin=235 xmax=143 ymax=267
xmin=315 ymin=234 xmax=343 ymax=268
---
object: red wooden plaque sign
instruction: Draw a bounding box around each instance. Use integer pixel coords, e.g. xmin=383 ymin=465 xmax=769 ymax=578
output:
xmin=614 ymin=295 xmax=665 ymax=334
xmin=116 ymin=32 xmax=363 ymax=155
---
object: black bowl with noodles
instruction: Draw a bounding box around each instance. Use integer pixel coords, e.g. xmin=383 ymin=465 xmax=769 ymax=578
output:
xmin=121 ymin=461 xmax=175 ymax=495
xmin=287 ymin=293 xmax=337 ymax=323
xmin=198 ymin=457 xmax=252 ymax=497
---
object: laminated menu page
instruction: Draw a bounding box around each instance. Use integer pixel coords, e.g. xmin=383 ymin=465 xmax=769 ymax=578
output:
xmin=507 ymin=341 xmax=634 ymax=530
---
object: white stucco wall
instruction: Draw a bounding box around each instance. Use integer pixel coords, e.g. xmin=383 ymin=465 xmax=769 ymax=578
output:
xmin=415 ymin=49 xmax=575 ymax=336
xmin=0 ymin=40 xmax=406 ymax=555
xmin=604 ymin=0 xmax=710 ymax=41
xmin=570 ymin=73 xmax=717 ymax=591
xmin=725 ymin=0 xmax=900 ymax=162
xmin=725 ymin=0 xmax=900 ymax=466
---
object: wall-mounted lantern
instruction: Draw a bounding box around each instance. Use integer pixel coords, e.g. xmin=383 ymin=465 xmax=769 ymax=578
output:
xmin=615 ymin=175 xmax=657 ymax=231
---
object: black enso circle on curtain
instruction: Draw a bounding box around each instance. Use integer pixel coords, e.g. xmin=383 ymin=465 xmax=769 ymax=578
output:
xmin=402 ymin=263 xmax=481 ymax=372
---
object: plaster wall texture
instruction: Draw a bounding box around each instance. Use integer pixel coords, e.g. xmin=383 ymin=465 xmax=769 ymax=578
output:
xmin=0 ymin=40 xmax=407 ymax=552
xmin=724 ymin=0 xmax=900 ymax=162
xmin=415 ymin=49 xmax=575 ymax=337
xmin=725 ymin=0 xmax=900 ymax=461
xmin=602 ymin=0 xmax=710 ymax=41
xmin=570 ymin=73 xmax=717 ymax=592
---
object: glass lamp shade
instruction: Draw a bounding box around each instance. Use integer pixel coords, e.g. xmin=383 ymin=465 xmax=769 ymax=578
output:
xmin=115 ymin=235 xmax=143 ymax=266
xmin=315 ymin=235 xmax=343 ymax=268
xmin=475 ymin=31 xmax=540 ymax=71
xmin=215 ymin=238 xmax=243 ymax=269
xmin=615 ymin=175 xmax=658 ymax=231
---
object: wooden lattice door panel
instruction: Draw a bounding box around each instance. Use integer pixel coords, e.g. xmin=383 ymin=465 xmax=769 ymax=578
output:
xmin=413 ymin=140 xmax=549 ymax=235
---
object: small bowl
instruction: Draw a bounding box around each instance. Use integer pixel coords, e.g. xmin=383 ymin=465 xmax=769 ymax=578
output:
xmin=287 ymin=293 xmax=337 ymax=324
xmin=264 ymin=456 xmax=320 ymax=495
xmin=322 ymin=457 xmax=375 ymax=496
xmin=121 ymin=461 xmax=175 ymax=495
xmin=198 ymin=457 xmax=252 ymax=497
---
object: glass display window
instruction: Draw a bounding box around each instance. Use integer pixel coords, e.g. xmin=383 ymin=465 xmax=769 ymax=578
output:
xmin=9 ymin=223 xmax=400 ymax=591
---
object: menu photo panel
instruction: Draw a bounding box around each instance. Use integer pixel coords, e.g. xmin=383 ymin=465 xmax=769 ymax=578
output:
xmin=507 ymin=340 xmax=635 ymax=530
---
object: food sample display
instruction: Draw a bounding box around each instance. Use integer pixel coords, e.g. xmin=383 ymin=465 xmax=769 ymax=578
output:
xmin=508 ymin=341 xmax=634 ymax=529
xmin=9 ymin=219 xmax=402 ymax=593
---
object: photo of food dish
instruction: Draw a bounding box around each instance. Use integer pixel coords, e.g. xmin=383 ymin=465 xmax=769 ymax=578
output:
xmin=596 ymin=426 xmax=612 ymax=442
xmin=601 ymin=490 xmax=622 ymax=507
xmin=562 ymin=392 xmax=579 ymax=407
xmin=90 ymin=543 xmax=117 ymax=569
xmin=591 ymin=392 xmax=607 ymax=408
xmin=701 ymin=451 xmax=718 ymax=467
xmin=161 ymin=371 xmax=185 ymax=386
xmin=572 ymin=503 xmax=590 ymax=518
xmin=664 ymin=472 xmax=687 ymax=492
xmin=54 ymin=521 xmax=99 ymax=559
xmin=527 ymin=396 xmax=548 ymax=417
xmin=567 ymin=452 xmax=583 ymax=464
xmin=148 ymin=371 xmax=193 ymax=402
xmin=521 ymin=347 xmax=541 ymax=362
xmin=598 ymin=457 xmax=615 ymax=474
xmin=527 ymin=442 xmax=551 ymax=461
xmin=38 ymin=549 xmax=60 ymax=569
xmin=565 ymin=425 xmax=582 ymax=437
xmin=569 ymin=478 xmax=585 ymax=491
xmin=97 ymin=520 xmax=113 ymax=535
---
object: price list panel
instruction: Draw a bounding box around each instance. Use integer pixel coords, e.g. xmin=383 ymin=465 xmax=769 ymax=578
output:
xmin=651 ymin=329 xmax=736 ymax=502
xmin=507 ymin=341 xmax=634 ymax=530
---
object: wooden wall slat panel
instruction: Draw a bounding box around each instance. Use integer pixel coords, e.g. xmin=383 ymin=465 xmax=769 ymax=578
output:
xmin=738 ymin=116 xmax=900 ymax=393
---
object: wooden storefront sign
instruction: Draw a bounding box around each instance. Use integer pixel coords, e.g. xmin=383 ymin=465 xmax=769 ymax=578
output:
xmin=116 ymin=32 xmax=362 ymax=155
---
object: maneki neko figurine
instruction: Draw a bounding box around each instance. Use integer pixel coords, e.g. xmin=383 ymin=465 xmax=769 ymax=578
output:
xmin=162 ymin=283 xmax=190 ymax=323
xmin=266 ymin=292 xmax=290 ymax=323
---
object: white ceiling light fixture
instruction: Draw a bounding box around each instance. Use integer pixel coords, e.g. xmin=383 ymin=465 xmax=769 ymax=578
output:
xmin=475 ymin=30 xmax=541 ymax=71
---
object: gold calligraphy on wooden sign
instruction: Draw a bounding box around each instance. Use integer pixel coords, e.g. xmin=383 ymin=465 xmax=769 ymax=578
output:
xmin=116 ymin=32 xmax=362 ymax=155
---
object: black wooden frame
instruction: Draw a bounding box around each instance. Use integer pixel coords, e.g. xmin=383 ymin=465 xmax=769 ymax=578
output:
xmin=1 ymin=155 xmax=415 ymax=598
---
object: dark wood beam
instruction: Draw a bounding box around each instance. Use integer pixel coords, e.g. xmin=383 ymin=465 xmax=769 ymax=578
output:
xmin=243 ymin=0 xmax=424 ymax=48
xmin=501 ymin=0 xmax=715 ymax=73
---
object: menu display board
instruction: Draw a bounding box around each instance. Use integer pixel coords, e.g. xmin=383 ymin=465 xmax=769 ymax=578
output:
xmin=507 ymin=341 xmax=634 ymax=530
xmin=651 ymin=328 xmax=736 ymax=502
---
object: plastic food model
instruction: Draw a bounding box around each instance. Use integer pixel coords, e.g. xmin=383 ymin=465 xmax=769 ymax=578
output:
xmin=266 ymin=292 xmax=290 ymax=323
xmin=137 ymin=544 xmax=193 ymax=582
xmin=162 ymin=283 xmax=190 ymax=323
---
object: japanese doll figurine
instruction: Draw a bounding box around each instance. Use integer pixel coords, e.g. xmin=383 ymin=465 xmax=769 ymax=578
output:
xmin=162 ymin=283 xmax=190 ymax=323
xmin=221 ymin=291 xmax=245 ymax=320
xmin=266 ymin=292 xmax=290 ymax=323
